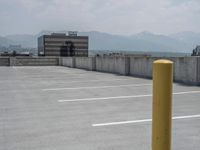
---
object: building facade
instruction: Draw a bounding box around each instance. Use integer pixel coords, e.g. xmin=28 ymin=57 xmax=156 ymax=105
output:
xmin=38 ymin=32 xmax=88 ymax=57
xmin=191 ymin=45 xmax=200 ymax=56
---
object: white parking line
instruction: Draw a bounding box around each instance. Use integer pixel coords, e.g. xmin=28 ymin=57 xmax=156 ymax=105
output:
xmin=58 ymin=94 xmax=152 ymax=102
xmin=58 ymin=90 xmax=200 ymax=102
xmin=43 ymin=83 xmax=151 ymax=91
xmin=45 ymin=78 xmax=139 ymax=84
xmin=92 ymin=114 xmax=200 ymax=127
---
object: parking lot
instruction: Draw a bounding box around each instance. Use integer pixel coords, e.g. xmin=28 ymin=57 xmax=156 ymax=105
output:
xmin=0 ymin=66 xmax=200 ymax=150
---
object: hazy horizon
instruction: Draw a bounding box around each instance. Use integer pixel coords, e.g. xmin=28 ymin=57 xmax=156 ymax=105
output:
xmin=1 ymin=30 xmax=200 ymax=37
xmin=1 ymin=0 xmax=200 ymax=36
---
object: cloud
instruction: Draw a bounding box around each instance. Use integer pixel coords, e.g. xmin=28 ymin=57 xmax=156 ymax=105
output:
xmin=0 ymin=0 xmax=200 ymax=35
xmin=169 ymin=0 xmax=200 ymax=6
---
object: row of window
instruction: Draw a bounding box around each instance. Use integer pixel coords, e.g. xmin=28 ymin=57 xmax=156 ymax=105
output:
xmin=44 ymin=41 xmax=88 ymax=44
xmin=44 ymin=35 xmax=88 ymax=40
xmin=44 ymin=51 xmax=88 ymax=56
xmin=44 ymin=38 xmax=88 ymax=43
xmin=44 ymin=43 xmax=88 ymax=47
xmin=45 ymin=46 xmax=88 ymax=50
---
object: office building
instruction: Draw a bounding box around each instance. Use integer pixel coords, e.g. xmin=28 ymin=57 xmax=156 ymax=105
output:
xmin=191 ymin=45 xmax=200 ymax=56
xmin=38 ymin=32 xmax=88 ymax=57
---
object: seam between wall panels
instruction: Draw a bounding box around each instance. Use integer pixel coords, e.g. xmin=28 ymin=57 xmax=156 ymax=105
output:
xmin=197 ymin=57 xmax=200 ymax=84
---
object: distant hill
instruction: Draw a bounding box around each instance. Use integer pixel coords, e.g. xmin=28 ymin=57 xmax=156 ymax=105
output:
xmin=79 ymin=31 xmax=192 ymax=52
xmin=5 ymin=34 xmax=37 ymax=48
xmin=0 ymin=36 xmax=15 ymax=47
xmin=169 ymin=31 xmax=200 ymax=48
xmin=0 ymin=30 xmax=200 ymax=53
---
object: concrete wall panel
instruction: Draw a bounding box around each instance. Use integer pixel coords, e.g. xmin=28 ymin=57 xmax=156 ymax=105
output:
xmin=130 ymin=57 xmax=157 ymax=78
xmin=172 ymin=57 xmax=198 ymax=84
xmin=0 ymin=57 xmax=10 ymax=66
xmin=130 ymin=56 xmax=199 ymax=85
xmin=197 ymin=57 xmax=200 ymax=85
xmin=61 ymin=57 xmax=75 ymax=67
xmin=96 ymin=56 xmax=130 ymax=75
xmin=75 ymin=57 xmax=96 ymax=71
xmin=14 ymin=57 xmax=58 ymax=66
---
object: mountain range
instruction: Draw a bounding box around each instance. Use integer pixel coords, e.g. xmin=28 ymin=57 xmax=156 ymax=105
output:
xmin=0 ymin=30 xmax=200 ymax=53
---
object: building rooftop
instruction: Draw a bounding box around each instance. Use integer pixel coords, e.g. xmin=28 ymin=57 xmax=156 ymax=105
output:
xmin=0 ymin=66 xmax=200 ymax=150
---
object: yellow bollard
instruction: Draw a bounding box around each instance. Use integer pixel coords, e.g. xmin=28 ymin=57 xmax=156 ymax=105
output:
xmin=152 ymin=59 xmax=173 ymax=150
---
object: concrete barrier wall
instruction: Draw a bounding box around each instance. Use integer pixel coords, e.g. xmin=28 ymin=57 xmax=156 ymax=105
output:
xmin=60 ymin=56 xmax=199 ymax=85
xmin=1 ymin=56 xmax=199 ymax=85
xmin=130 ymin=57 xmax=156 ymax=78
xmin=172 ymin=57 xmax=198 ymax=84
xmin=60 ymin=56 xmax=129 ymax=74
xmin=75 ymin=57 xmax=96 ymax=71
xmin=7 ymin=57 xmax=58 ymax=66
xmin=198 ymin=57 xmax=200 ymax=84
xmin=96 ymin=56 xmax=129 ymax=75
xmin=129 ymin=56 xmax=199 ymax=85
xmin=0 ymin=57 xmax=10 ymax=66
xmin=60 ymin=57 xmax=75 ymax=67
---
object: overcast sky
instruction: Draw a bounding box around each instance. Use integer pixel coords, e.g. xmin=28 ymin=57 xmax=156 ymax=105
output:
xmin=0 ymin=0 xmax=200 ymax=36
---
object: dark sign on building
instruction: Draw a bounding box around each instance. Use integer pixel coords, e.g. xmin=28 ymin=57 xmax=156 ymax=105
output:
xmin=38 ymin=32 xmax=88 ymax=57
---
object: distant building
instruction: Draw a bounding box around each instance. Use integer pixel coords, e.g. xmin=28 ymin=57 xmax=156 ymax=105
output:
xmin=191 ymin=45 xmax=200 ymax=56
xmin=0 ymin=51 xmax=32 ymax=57
xmin=38 ymin=32 xmax=88 ymax=57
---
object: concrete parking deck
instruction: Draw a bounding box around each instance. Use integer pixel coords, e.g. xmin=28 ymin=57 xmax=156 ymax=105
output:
xmin=0 ymin=66 xmax=200 ymax=150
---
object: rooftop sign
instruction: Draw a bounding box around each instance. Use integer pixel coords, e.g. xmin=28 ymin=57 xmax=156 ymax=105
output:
xmin=68 ymin=31 xmax=78 ymax=36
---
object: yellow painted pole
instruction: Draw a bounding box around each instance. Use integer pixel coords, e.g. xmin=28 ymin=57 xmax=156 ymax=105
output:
xmin=152 ymin=59 xmax=173 ymax=150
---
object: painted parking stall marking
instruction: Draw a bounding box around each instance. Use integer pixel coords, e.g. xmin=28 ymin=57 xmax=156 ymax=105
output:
xmin=58 ymin=90 xmax=200 ymax=103
xmin=43 ymin=83 xmax=151 ymax=91
xmin=92 ymin=114 xmax=200 ymax=127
